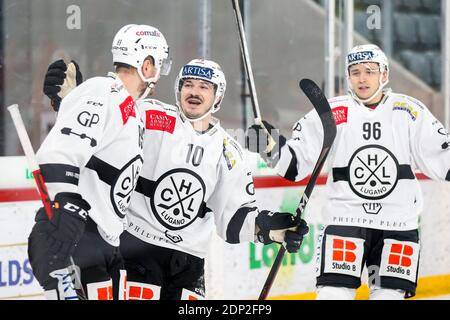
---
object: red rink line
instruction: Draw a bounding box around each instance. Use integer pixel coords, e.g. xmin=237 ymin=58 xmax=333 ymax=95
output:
xmin=254 ymin=173 xmax=430 ymax=188
xmin=0 ymin=188 xmax=41 ymax=203
xmin=0 ymin=173 xmax=431 ymax=203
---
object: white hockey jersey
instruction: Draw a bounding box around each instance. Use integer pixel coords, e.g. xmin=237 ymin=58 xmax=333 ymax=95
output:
xmin=126 ymin=99 xmax=258 ymax=258
xmin=36 ymin=74 xmax=144 ymax=246
xmin=276 ymin=90 xmax=450 ymax=231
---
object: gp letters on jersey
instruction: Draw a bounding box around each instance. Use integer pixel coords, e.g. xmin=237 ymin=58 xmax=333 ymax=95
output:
xmin=379 ymin=239 xmax=419 ymax=282
xmin=145 ymin=109 xmax=176 ymax=133
xmin=150 ymin=168 xmax=206 ymax=230
xmin=324 ymin=235 xmax=365 ymax=277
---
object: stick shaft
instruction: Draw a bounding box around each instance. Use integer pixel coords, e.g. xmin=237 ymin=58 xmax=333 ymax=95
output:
xmin=231 ymin=0 xmax=277 ymax=152
xmin=258 ymin=79 xmax=337 ymax=300
xmin=8 ymin=104 xmax=52 ymax=219
xmin=258 ymin=149 xmax=329 ymax=300
xmin=7 ymin=104 xmax=87 ymax=299
xmin=231 ymin=0 xmax=262 ymax=122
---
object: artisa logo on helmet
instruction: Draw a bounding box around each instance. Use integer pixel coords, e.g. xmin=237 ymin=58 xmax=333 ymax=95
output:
xmin=136 ymin=30 xmax=161 ymax=37
xmin=182 ymin=65 xmax=213 ymax=80
xmin=347 ymin=51 xmax=375 ymax=63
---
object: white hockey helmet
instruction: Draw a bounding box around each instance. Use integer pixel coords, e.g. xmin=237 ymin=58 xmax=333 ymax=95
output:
xmin=175 ymin=59 xmax=227 ymax=122
xmin=112 ymin=24 xmax=172 ymax=95
xmin=345 ymin=44 xmax=389 ymax=103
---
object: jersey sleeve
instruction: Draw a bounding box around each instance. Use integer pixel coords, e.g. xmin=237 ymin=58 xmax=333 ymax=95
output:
xmin=207 ymin=137 xmax=259 ymax=244
xmin=36 ymin=85 xmax=109 ymax=199
xmin=410 ymin=102 xmax=450 ymax=181
xmin=275 ymin=108 xmax=324 ymax=181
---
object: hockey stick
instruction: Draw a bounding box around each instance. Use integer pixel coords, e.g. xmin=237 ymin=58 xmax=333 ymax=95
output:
xmin=7 ymin=104 xmax=87 ymax=300
xmin=231 ymin=0 xmax=276 ymax=153
xmin=258 ymin=79 xmax=337 ymax=300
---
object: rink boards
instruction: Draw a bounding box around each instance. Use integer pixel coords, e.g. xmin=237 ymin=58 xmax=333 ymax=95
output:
xmin=0 ymin=156 xmax=449 ymax=300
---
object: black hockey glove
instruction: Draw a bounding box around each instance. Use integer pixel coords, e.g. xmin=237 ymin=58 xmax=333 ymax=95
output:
xmin=256 ymin=210 xmax=309 ymax=253
xmin=43 ymin=59 xmax=83 ymax=112
xmin=28 ymin=192 xmax=89 ymax=286
xmin=36 ymin=192 xmax=89 ymax=259
xmin=246 ymin=120 xmax=286 ymax=168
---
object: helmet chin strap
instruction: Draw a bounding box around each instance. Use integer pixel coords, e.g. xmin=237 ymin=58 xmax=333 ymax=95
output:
xmin=178 ymin=96 xmax=221 ymax=123
xmin=137 ymin=67 xmax=161 ymax=100
xmin=348 ymin=74 xmax=389 ymax=105
xmin=180 ymin=104 xmax=214 ymax=123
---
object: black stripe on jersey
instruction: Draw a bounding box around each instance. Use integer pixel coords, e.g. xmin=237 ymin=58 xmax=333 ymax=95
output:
xmin=85 ymin=156 xmax=119 ymax=186
xmin=198 ymin=203 xmax=212 ymax=219
xmin=40 ymin=163 xmax=80 ymax=185
xmin=283 ymin=146 xmax=298 ymax=182
xmin=134 ymin=176 xmax=212 ymax=219
xmin=332 ymin=166 xmax=348 ymax=182
xmin=399 ymin=165 xmax=415 ymax=179
xmin=134 ymin=176 xmax=156 ymax=197
xmin=333 ymin=164 xmax=415 ymax=182
xmin=446 ymin=169 xmax=450 ymax=181
xmin=226 ymin=206 xmax=257 ymax=244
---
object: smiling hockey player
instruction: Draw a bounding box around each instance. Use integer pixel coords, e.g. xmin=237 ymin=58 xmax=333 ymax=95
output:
xmin=248 ymin=44 xmax=450 ymax=300
xmin=42 ymin=58 xmax=309 ymax=300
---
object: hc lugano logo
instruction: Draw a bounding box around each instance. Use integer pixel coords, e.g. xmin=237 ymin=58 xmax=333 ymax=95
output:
xmin=348 ymin=145 xmax=399 ymax=200
xmin=151 ymin=168 xmax=206 ymax=230
xmin=111 ymin=155 xmax=144 ymax=218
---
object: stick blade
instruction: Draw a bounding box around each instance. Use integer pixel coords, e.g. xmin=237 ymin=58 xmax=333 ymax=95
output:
xmin=299 ymin=79 xmax=337 ymax=148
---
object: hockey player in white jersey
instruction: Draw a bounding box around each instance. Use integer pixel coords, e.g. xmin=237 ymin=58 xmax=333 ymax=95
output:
xmin=29 ymin=24 xmax=171 ymax=300
xmin=248 ymin=44 xmax=450 ymax=300
xmin=121 ymin=59 xmax=308 ymax=300
xmin=42 ymin=58 xmax=309 ymax=300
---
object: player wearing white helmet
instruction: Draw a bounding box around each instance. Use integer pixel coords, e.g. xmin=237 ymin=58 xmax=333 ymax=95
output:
xmin=174 ymin=59 xmax=226 ymax=123
xmin=248 ymin=44 xmax=450 ymax=300
xmin=111 ymin=24 xmax=171 ymax=99
xmin=345 ymin=44 xmax=389 ymax=104
xmin=29 ymin=24 xmax=171 ymax=300
xmin=42 ymin=58 xmax=309 ymax=300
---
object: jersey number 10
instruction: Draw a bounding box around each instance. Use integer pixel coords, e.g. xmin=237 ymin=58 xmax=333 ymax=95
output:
xmin=186 ymin=144 xmax=204 ymax=167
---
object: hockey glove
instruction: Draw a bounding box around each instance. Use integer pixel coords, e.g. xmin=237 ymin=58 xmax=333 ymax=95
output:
xmin=256 ymin=210 xmax=309 ymax=253
xmin=43 ymin=59 xmax=83 ymax=112
xmin=246 ymin=120 xmax=286 ymax=168
xmin=36 ymin=192 xmax=89 ymax=258
xmin=28 ymin=192 xmax=89 ymax=287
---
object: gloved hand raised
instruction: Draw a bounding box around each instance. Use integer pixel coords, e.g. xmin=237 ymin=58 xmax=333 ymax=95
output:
xmin=43 ymin=59 xmax=83 ymax=111
xmin=255 ymin=210 xmax=309 ymax=253
xmin=246 ymin=120 xmax=286 ymax=168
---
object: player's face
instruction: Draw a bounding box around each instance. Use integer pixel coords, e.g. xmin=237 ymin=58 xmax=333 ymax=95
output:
xmin=349 ymin=63 xmax=386 ymax=101
xmin=180 ymin=79 xmax=216 ymax=119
